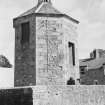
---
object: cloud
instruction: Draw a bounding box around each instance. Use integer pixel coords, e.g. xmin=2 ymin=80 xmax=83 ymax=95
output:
xmin=68 ymin=0 xmax=105 ymax=59
xmin=86 ymin=0 xmax=105 ymax=22
xmin=0 ymin=68 xmax=14 ymax=87
xmin=53 ymin=0 xmax=77 ymax=14
xmin=78 ymin=21 xmax=105 ymax=58
xmin=71 ymin=0 xmax=105 ymax=23
xmin=0 ymin=7 xmax=16 ymax=66
xmin=0 ymin=0 xmax=35 ymax=9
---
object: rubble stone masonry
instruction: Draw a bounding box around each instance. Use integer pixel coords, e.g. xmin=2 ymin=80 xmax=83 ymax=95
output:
xmin=32 ymin=86 xmax=105 ymax=105
xmin=1 ymin=86 xmax=105 ymax=105
xmin=14 ymin=14 xmax=79 ymax=86
xmin=14 ymin=15 xmax=36 ymax=86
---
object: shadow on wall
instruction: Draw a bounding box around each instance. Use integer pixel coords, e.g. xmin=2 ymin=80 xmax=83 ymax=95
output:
xmin=0 ymin=88 xmax=33 ymax=105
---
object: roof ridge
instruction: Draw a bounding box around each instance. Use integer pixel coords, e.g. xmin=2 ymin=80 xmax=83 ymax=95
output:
xmin=16 ymin=2 xmax=62 ymax=18
xmin=14 ymin=2 xmax=79 ymax=24
xmin=18 ymin=6 xmax=37 ymax=17
xmin=36 ymin=2 xmax=62 ymax=14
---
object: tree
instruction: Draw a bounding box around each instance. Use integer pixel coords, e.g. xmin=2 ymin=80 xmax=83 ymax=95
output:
xmin=0 ymin=55 xmax=12 ymax=68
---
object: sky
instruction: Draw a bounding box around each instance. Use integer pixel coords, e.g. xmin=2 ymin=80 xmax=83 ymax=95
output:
xmin=0 ymin=0 xmax=105 ymax=87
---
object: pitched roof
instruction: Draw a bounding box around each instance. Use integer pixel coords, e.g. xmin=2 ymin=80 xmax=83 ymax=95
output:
xmin=18 ymin=2 xmax=61 ymax=18
xmin=15 ymin=2 xmax=79 ymax=24
xmin=79 ymin=57 xmax=105 ymax=69
xmin=18 ymin=6 xmax=38 ymax=18
xmin=36 ymin=3 xmax=61 ymax=14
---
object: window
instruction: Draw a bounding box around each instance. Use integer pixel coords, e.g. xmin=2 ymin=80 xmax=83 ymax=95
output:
xmin=103 ymin=64 xmax=105 ymax=75
xmin=93 ymin=50 xmax=96 ymax=58
xmin=94 ymin=80 xmax=98 ymax=85
xmin=68 ymin=42 xmax=75 ymax=66
xmin=80 ymin=68 xmax=85 ymax=75
xmin=80 ymin=66 xmax=87 ymax=75
xmin=21 ymin=22 xmax=30 ymax=45
xmin=104 ymin=68 xmax=105 ymax=75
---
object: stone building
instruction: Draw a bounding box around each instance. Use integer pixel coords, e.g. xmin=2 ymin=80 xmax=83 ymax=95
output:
xmin=0 ymin=0 xmax=81 ymax=104
xmin=1 ymin=1 xmax=105 ymax=105
xmin=13 ymin=0 xmax=79 ymax=86
xmin=80 ymin=49 xmax=105 ymax=85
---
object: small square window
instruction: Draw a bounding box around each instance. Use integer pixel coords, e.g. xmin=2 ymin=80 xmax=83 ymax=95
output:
xmin=94 ymin=80 xmax=98 ymax=85
xmin=80 ymin=68 xmax=85 ymax=75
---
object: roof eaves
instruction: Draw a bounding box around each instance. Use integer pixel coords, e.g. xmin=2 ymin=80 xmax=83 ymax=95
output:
xmin=88 ymin=66 xmax=103 ymax=70
xmin=35 ymin=13 xmax=79 ymax=24
xmin=13 ymin=13 xmax=79 ymax=26
xmin=63 ymin=14 xmax=79 ymax=24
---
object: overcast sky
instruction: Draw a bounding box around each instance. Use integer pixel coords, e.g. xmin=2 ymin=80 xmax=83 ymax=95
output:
xmin=0 ymin=0 xmax=105 ymax=87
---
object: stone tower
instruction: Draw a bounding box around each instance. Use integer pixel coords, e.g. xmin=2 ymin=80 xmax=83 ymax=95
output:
xmin=13 ymin=0 xmax=79 ymax=87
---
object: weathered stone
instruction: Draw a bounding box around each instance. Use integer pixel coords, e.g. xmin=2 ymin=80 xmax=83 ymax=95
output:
xmin=1 ymin=86 xmax=105 ymax=105
xmin=13 ymin=0 xmax=79 ymax=87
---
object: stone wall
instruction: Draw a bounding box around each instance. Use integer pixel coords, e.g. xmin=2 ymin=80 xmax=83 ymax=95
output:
xmin=14 ymin=15 xmax=36 ymax=87
xmin=62 ymin=18 xmax=79 ymax=82
xmin=80 ymin=67 xmax=105 ymax=85
xmin=32 ymin=86 xmax=105 ymax=105
xmin=14 ymin=14 xmax=79 ymax=86
xmin=36 ymin=16 xmax=79 ymax=85
xmin=0 ymin=87 xmax=33 ymax=105
xmin=0 ymin=86 xmax=105 ymax=105
xmin=36 ymin=17 xmax=65 ymax=85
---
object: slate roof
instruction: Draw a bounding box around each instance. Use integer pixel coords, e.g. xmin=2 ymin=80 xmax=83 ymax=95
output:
xmin=79 ymin=57 xmax=105 ymax=69
xmin=37 ymin=3 xmax=62 ymax=14
xmin=15 ymin=2 xmax=79 ymax=24
xmin=18 ymin=6 xmax=38 ymax=18
xmin=18 ymin=2 xmax=61 ymax=18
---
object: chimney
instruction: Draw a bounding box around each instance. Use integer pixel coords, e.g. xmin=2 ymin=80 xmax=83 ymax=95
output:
xmin=90 ymin=49 xmax=104 ymax=59
xmin=90 ymin=50 xmax=97 ymax=59
xmin=37 ymin=0 xmax=52 ymax=5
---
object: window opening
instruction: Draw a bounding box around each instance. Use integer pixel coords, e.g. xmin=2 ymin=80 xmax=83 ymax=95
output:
xmin=21 ymin=22 xmax=30 ymax=45
xmin=68 ymin=42 xmax=75 ymax=66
